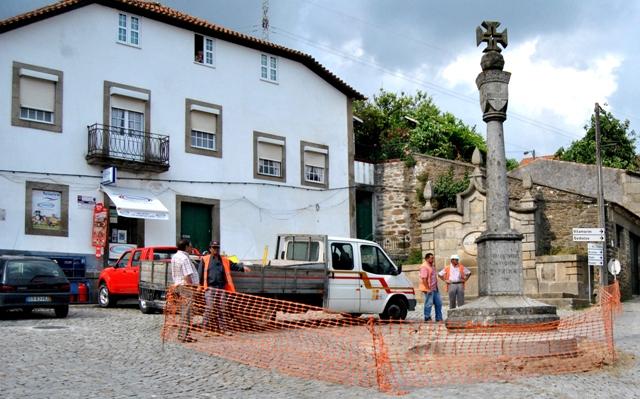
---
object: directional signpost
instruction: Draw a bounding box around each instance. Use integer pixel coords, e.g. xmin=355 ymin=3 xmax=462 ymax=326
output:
xmin=572 ymin=228 xmax=605 ymax=242
xmin=573 ymin=227 xmax=607 ymax=303
xmin=587 ymin=242 xmax=604 ymax=266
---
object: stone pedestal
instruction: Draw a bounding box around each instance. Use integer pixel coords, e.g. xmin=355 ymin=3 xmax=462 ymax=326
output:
xmin=447 ymin=231 xmax=559 ymax=327
xmin=446 ymin=295 xmax=559 ymax=326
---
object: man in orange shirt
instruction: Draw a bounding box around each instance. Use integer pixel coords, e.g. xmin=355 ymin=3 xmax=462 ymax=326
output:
xmin=419 ymin=252 xmax=442 ymax=322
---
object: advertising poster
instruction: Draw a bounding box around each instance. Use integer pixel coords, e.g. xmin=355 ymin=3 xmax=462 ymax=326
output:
xmin=31 ymin=189 xmax=62 ymax=231
xmin=92 ymin=203 xmax=109 ymax=258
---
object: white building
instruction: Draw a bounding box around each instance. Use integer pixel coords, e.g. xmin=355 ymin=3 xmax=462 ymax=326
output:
xmin=0 ymin=0 xmax=363 ymax=271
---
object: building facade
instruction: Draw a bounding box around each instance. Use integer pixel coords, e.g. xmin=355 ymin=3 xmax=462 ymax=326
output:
xmin=0 ymin=0 xmax=363 ymax=271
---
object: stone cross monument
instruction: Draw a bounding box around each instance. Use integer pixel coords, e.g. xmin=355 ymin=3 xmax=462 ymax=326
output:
xmin=446 ymin=21 xmax=558 ymax=327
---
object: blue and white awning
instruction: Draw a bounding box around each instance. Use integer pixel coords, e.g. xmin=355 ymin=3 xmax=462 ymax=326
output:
xmin=101 ymin=186 xmax=169 ymax=220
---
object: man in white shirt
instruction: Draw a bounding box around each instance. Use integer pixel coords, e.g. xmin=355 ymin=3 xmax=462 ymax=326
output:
xmin=438 ymin=254 xmax=471 ymax=309
xmin=171 ymin=239 xmax=200 ymax=342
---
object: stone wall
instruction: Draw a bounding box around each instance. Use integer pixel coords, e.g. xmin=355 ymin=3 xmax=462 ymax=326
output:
xmin=507 ymin=178 xmax=599 ymax=255
xmin=510 ymin=159 xmax=640 ymax=218
xmin=608 ymin=204 xmax=640 ymax=300
xmin=374 ymin=154 xmax=474 ymax=251
xmin=535 ymin=255 xmax=589 ymax=299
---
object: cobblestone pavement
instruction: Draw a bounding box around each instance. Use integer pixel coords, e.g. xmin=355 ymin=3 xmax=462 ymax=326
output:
xmin=1 ymin=298 xmax=638 ymax=399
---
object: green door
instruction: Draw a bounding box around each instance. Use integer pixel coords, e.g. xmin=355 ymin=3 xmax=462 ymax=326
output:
xmin=356 ymin=190 xmax=373 ymax=240
xmin=180 ymin=202 xmax=212 ymax=253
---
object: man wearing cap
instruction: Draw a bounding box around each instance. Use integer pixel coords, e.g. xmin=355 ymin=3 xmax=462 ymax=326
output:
xmin=200 ymin=241 xmax=250 ymax=334
xmin=438 ymin=254 xmax=471 ymax=309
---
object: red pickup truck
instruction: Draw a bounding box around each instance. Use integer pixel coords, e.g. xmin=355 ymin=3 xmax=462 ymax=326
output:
xmin=97 ymin=246 xmax=179 ymax=309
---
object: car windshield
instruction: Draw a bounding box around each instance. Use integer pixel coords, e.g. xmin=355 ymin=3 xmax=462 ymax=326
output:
xmin=3 ymin=260 xmax=65 ymax=284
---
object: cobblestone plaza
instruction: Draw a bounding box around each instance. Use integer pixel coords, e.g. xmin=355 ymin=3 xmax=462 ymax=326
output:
xmin=1 ymin=300 xmax=639 ymax=399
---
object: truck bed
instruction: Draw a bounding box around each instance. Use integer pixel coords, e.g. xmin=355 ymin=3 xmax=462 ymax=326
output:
xmin=139 ymin=260 xmax=326 ymax=296
xmin=233 ymin=262 xmax=326 ymax=294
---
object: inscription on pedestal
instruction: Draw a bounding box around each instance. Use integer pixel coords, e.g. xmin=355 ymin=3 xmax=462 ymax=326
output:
xmin=478 ymin=240 xmax=523 ymax=295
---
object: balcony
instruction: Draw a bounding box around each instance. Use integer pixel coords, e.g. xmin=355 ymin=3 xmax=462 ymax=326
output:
xmin=86 ymin=124 xmax=170 ymax=173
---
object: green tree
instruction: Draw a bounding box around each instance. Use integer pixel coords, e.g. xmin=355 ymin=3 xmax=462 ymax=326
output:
xmin=506 ymin=158 xmax=519 ymax=171
xmin=429 ymin=168 xmax=470 ymax=209
xmin=354 ymin=89 xmax=486 ymax=163
xmin=555 ymin=109 xmax=638 ymax=171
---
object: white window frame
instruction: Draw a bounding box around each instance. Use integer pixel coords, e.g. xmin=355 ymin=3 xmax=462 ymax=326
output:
xmin=194 ymin=34 xmax=215 ymax=66
xmin=304 ymin=165 xmax=325 ymax=183
xmin=117 ymin=13 xmax=140 ymax=46
xmin=258 ymin=158 xmax=282 ymax=177
xmin=111 ymin=107 xmax=144 ymax=134
xmin=260 ymin=54 xmax=278 ymax=82
xmin=300 ymin=141 xmax=329 ymax=188
xmin=191 ymin=130 xmax=216 ymax=151
xmin=254 ymin=132 xmax=286 ymax=182
xmin=20 ymin=108 xmax=53 ymax=124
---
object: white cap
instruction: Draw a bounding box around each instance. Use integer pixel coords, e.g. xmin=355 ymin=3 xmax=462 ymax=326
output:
xmin=450 ymin=254 xmax=460 ymax=260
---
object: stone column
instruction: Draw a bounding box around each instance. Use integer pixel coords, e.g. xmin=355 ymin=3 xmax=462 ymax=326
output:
xmin=446 ymin=21 xmax=558 ymax=328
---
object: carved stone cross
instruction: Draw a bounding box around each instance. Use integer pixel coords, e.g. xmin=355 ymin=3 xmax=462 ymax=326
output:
xmin=476 ymin=21 xmax=508 ymax=52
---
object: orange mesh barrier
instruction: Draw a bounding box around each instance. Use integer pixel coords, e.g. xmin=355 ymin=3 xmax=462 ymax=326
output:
xmin=162 ymin=281 xmax=621 ymax=394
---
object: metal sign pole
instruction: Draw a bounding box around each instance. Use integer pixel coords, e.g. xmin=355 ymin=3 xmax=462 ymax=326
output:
xmin=595 ymin=103 xmax=607 ymax=288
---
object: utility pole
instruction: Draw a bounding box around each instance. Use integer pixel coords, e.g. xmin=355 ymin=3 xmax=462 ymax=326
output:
xmin=595 ymin=103 xmax=607 ymax=288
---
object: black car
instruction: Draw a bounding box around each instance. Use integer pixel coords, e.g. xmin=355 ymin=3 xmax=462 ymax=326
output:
xmin=0 ymin=255 xmax=70 ymax=318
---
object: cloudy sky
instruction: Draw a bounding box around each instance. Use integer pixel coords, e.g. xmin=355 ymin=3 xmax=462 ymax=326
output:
xmin=2 ymin=0 xmax=638 ymax=160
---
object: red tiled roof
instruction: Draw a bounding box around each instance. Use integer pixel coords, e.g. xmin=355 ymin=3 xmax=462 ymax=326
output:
xmin=519 ymin=155 xmax=556 ymax=166
xmin=0 ymin=0 xmax=365 ymax=100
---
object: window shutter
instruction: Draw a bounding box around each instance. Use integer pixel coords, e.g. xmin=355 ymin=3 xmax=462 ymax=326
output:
xmin=258 ymin=142 xmax=282 ymax=162
xmin=20 ymin=76 xmax=55 ymax=111
xmin=191 ymin=111 xmax=216 ymax=133
xmin=111 ymin=94 xmax=145 ymax=113
xmin=305 ymin=151 xmax=325 ymax=168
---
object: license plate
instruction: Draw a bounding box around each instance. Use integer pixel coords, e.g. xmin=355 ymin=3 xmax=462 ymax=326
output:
xmin=26 ymin=296 xmax=51 ymax=303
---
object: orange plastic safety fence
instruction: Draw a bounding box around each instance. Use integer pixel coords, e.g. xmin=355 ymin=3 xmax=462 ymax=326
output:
xmin=162 ymin=282 xmax=621 ymax=394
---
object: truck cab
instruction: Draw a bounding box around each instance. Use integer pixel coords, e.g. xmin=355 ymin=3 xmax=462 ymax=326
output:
xmin=97 ymin=246 xmax=177 ymax=307
xmin=276 ymin=235 xmax=416 ymax=319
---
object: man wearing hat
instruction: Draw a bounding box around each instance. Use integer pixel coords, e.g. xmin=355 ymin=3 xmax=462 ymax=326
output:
xmin=200 ymin=241 xmax=250 ymax=334
xmin=438 ymin=254 xmax=471 ymax=309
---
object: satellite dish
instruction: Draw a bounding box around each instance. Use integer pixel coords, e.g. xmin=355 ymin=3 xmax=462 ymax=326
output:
xmin=607 ymin=259 xmax=621 ymax=276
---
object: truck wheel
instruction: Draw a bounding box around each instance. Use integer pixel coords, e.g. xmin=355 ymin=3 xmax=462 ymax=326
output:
xmin=98 ymin=284 xmax=115 ymax=308
xmin=379 ymin=297 xmax=408 ymax=320
xmin=139 ymin=297 xmax=154 ymax=314
xmin=54 ymin=305 xmax=69 ymax=318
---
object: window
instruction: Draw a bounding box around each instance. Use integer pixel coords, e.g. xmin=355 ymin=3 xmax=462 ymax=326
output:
xmin=131 ymin=250 xmax=142 ymax=267
xmin=260 ymin=54 xmax=278 ymax=82
xmin=300 ymin=141 xmax=329 ymax=188
xmin=111 ymin=108 xmax=144 ymax=133
xmin=616 ymin=224 xmax=623 ymax=248
xmin=117 ymin=13 xmax=140 ymax=46
xmin=259 ymin=159 xmax=280 ymax=176
xmin=25 ymin=181 xmax=69 ymax=237
xmin=194 ymin=34 xmax=215 ymax=66
xmin=254 ymin=131 xmax=286 ymax=182
xmin=360 ymin=245 xmax=397 ymax=275
xmin=11 ymin=62 xmax=63 ymax=132
xmin=331 ymin=243 xmax=354 ymax=271
xmin=185 ymin=99 xmax=222 ymax=158
xmin=286 ymin=241 xmax=320 ymax=261
xmin=103 ymin=82 xmax=151 ymax=162
xmin=115 ymin=251 xmax=132 ymax=268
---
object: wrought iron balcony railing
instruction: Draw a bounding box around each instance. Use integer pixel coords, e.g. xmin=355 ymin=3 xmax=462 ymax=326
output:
xmin=86 ymin=123 xmax=170 ymax=172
